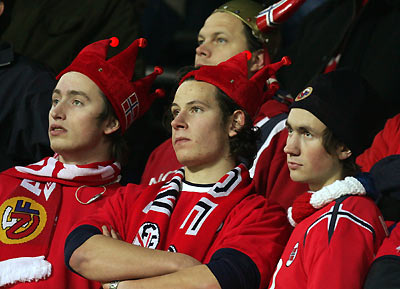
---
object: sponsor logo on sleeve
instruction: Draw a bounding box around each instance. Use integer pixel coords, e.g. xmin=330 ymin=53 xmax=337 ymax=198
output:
xmin=286 ymin=242 xmax=299 ymax=267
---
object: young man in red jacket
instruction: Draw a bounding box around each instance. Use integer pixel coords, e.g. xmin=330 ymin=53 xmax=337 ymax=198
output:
xmin=268 ymin=69 xmax=387 ymax=289
xmin=65 ymin=52 xmax=291 ymax=289
xmin=141 ymin=0 xmax=308 ymax=210
xmin=0 ymin=37 xmax=163 ymax=288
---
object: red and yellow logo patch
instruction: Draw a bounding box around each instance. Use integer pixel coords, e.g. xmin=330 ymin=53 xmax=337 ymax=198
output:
xmin=0 ymin=197 xmax=47 ymax=244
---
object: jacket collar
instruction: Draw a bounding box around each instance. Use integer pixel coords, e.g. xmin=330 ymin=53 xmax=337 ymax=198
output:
xmin=0 ymin=41 xmax=14 ymax=67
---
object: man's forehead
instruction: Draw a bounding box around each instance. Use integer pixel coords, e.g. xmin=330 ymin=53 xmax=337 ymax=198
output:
xmin=54 ymin=72 xmax=106 ymax=101
xmin=200 ymin=12 xmax=244 ymax=35
xmin=56 ymin=72 xmax=99 ymax=91
xmin=174 ymin=81 xmax=217 ymax=103
xmin=288 ymin=108 xmax=327 ymax=131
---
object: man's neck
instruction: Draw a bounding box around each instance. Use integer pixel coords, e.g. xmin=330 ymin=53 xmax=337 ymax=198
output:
xmin=184 ymin=158 xmax=236 ymax=184
xmin=58 ymin=152 xmax=112 ymax=165
xmin=308 ymin=171 xmax=345 ymax=192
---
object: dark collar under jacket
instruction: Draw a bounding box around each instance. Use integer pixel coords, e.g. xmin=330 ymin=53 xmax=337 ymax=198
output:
xmin=0 ymin=41 xmax=14 ymax=67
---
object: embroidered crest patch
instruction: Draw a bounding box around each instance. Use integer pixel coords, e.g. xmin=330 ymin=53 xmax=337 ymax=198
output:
xmin=295 ymin=87 xmax=313 ymax=101
xmin=133 ymin=222 xmax=160 ymax=249
xmin=0 ymin=197 xmax=47 ymax=244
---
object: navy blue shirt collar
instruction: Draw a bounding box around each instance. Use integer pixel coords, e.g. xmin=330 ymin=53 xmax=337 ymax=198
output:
xmin=0 ymin=41 xmax=14 ymax=67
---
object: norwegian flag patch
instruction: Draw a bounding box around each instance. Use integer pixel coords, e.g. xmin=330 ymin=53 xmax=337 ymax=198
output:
xmin=122 ymin=92 xmax=139 ymax=127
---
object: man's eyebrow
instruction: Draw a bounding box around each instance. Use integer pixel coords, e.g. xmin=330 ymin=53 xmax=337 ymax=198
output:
xmin=186 ymin=100 xmax=209 ymax=107
xmin=68 ymin=90 xmax=90 ymax=101
xmin=52 ymin=89 xmax=90 ymax=101
xmin=198 ymin=31 xmax=227 ymax=38
xmin=171 ymin=100 xmax=210 ymax=109
xmin=286 ymin=120 xmax=317 ymax=133
xmin=298 ymin=125 xmax=314 ymax=133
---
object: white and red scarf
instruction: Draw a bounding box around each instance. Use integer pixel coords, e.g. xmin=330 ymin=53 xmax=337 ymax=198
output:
xmin=287 ymin=176 xmax=366 ymax=227
xmin=0 ymin=156 xmax=121 ymax=286
xmin=133 ymin=164 xmax=252 ymax=261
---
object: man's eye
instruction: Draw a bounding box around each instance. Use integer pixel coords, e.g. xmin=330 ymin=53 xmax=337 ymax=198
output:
xmin=191 ymin=106 xmax=203 ymax=113
xmin=304 ymin=132 xmax=312 ymax=138
xmin=52 ymin=99 xmax=59 ymax=106
xmin=73 ymin=99 xmax=83 ymax=106
xmin=171 ymin=109 xmax=179 ymax=119
xmin=216 ymin=38 xmax=227 ymax=44
xmin=197 ymin=39 xmax=204 ymax=45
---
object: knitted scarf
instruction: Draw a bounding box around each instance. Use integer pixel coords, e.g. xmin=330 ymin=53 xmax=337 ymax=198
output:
xmin=133 ymin=164 xmax=252 ymax=261
xmin=287 ymin=176 xmax=367 ymax=227
xmin=0 ymin=156 xmax=121 ymax=286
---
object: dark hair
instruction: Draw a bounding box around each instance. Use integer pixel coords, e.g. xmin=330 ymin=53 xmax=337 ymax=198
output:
xmin=242 ymin=23 xmax=281 ymax=60
xmin=321 ymin=128 xmax=360 ymax=177
xmin=214 ymin=88 xmax=259 ymax=166
xmin=97 ymin=90 xmax=129 ymax=164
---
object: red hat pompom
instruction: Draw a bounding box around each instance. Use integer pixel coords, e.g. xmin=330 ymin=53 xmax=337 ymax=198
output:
xmin=154 ymin=66 xmax=163 ymax=75
xmin=154 ymin=88 xmax=165 ymax=98
xmin=110 ymin=37 xmax=119 ymax=47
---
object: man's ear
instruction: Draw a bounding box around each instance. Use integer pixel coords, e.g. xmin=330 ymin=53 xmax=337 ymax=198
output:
xmin=249 ymin=49 xmax=265 ymax=74
xmin=228 ymin=110 xmax=246 ymax=137
xmin=0 ymin=2 xmax=4 ymax=17
xmin=336 ymin=145 xmax=352 ymax=160
xmin=104 ymin=117 xmax=120 ymax=135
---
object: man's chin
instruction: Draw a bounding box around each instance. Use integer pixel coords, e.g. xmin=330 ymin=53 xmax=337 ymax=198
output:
xmin=289 ymin=172 xmax=306 ymax=184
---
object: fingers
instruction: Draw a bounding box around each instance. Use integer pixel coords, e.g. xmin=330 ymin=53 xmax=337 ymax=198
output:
xmin=110 ymin=227 xmax=120 ymax=239
xmin=102 ymin=225 xmax=111 ymax=237
xmin=102 ymin=225 xmax=121 ymax=240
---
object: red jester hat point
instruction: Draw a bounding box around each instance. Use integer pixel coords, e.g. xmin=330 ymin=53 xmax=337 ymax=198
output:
xmin=57 ymin=37 xmax=164 ymax=134
xmin=180 ymin=51 xmax=291 ymax=119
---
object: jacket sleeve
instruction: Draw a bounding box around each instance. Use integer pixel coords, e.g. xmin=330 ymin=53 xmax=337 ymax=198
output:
xmin=205 ymin=194 xmax=292 ymax=289
xmin=357 ymin=113 xmax=400 ymax=172
xmin=364 ymin=222 xmax=400 ymax=289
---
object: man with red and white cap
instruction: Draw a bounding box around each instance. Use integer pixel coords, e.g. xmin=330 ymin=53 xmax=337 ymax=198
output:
xmin=65 ymin=52 xmax=291 ymax=289
xmin=141 ymin=0 xmax=308 ymax=210
xmin=0 ymin=37 xmax=163 ymax=288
